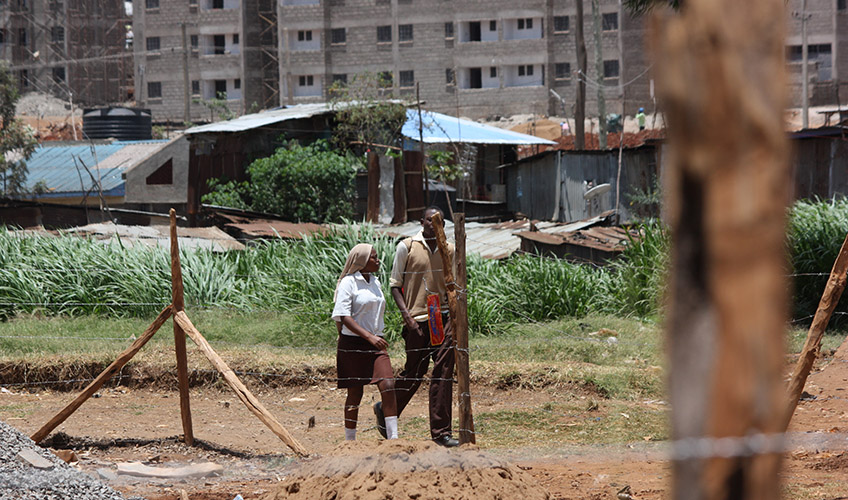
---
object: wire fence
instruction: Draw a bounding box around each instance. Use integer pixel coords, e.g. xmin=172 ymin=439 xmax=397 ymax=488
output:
xmin=1 ymin=232 xmax=847 ymax=464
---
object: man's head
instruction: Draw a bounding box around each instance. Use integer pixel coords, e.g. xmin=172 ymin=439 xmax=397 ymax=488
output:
xmin=421 ymin=206 xmax=444 ymax=238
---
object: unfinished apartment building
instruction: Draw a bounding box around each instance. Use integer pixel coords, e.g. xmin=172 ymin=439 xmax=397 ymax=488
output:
xmin=785 ymin=0 xmax=848 ymax=109
xmin=128 ymin=0 xmax=846 ymax=124
xmin=0 ymin=0 xmax=131 ymax=107
xmin=278 ymin=0 xmax=649 ymax=119
xmin=131 ymin=0 xmax=278 ymax=123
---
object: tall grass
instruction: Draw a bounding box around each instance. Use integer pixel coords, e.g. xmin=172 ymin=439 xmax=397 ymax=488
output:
xmin=602 ymin=221 xmax=669 ymax=318
xmin=3 ymin=198 xmax=842 ymax=334
xmin=787 ymin=198 xmax=848 ymax=322
xmin=0 ymin=226 xmax=632 ymax=334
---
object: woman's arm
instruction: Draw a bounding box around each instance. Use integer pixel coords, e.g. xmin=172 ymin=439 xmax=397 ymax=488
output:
xmin=340 ymin=316 xmax=388 ymax=351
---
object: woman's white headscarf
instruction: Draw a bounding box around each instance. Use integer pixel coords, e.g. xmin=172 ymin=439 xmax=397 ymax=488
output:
xmin=334 ymin=243 xmax=374 ymax=301
xmin=334 ymin=243 xmax=374 ymax=333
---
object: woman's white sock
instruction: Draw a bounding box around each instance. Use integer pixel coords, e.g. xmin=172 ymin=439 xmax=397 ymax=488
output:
xmin=385 ymin=416 xmax=398 ymax=439
xmin=345 ymin=427 xmax=357 ymax=441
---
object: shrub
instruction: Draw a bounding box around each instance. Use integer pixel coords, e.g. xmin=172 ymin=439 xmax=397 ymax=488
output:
xmin=202 ymin=140 xmax=358 ymax=223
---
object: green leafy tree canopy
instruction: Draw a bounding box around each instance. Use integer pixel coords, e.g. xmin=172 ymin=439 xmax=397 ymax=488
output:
xmin=0 ymin=62 xmax=37 ymax=197
xmin=328 ymin=72 xmax=408 ymax=156
xmin=623 ymin=0 xmax=681 ymax=15
xmin=202 ymin=140 xmax=358 ymax=223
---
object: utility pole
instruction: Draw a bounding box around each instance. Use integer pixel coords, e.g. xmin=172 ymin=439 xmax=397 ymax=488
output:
xmin=182 ymin=23 xmax=190 ymax=124
xmin=575 ymin=0 xmax=587 ymax=150
xmin=800 ymin=0 xmax=809 ymax=129
xmin=592 ymin=0 xmax=607 ymax=149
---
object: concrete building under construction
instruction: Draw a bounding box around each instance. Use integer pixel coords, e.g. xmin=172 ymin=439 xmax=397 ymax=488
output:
xmin=4 ymin=0 xmax=845 ymax=123
xmin=0 ymin=0 xmax=132 ymax=107
xmin=130 ymin=0 xmax=279 ymax=123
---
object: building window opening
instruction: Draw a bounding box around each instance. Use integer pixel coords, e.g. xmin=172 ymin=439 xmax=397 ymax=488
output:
xmin=213 ymin=34 xmax=225 ymax=54
xmin=146 ymin=160 xmax=173 ymax=185
xmin=554 ymin=16 xmax=569 ymax=33
xmin=602 ymin=13 xmax=618 ymax=31
xmin=377 ymin=25 xmax=391 ymax=43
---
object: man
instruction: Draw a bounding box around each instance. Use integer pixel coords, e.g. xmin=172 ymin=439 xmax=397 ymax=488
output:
xmin=636 ymin=107 xmax=647 ymax=131
xmin=375 ymin=206 xmax=458 ymax=447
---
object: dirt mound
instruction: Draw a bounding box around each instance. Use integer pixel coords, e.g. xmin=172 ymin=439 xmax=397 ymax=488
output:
xmin=262 ymin=440 xmax=551 ymax=500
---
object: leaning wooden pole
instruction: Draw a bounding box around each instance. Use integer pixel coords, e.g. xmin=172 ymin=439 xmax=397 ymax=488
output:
xmin=653 ymin=0 xmax=789 ymax=499
xmin=431 ymin=212 xmax=475 ymax=444
xmin=32 ymin=305 xmax=173 ymax=443
xmin=173 ymin=311 xmax=309 ymax=456
xmin=170 ymin=208 xmax=194 ymax=446
xmin=783 ymin=232 xmax=848 ymax=429
xmin=453 ymin=213 xmax=475 ymax=444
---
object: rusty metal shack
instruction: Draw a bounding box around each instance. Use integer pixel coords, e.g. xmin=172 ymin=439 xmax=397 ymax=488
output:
xmin=790 ymin=125 xmax=848 ymax=199
xmin=500 ymin=145 xmax=660 ymax=224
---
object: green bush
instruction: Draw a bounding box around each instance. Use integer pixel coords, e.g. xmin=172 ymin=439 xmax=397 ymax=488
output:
xmin=202 ymin=140 xmax=358 ymax=223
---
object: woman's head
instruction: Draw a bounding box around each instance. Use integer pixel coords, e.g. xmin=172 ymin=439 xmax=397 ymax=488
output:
xmin=334 ymin=243 xmax=376 ymax=300
xmin=345 ymin=243 xmax=374 ymax=274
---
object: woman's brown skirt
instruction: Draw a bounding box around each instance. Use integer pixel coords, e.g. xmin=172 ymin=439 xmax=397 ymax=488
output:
xmin=336 ymin=334 xmax=393 ymax=389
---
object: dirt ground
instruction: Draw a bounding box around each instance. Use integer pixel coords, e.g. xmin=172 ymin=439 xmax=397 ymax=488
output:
xmin=2 ymin=343 xmax=848 ymax=500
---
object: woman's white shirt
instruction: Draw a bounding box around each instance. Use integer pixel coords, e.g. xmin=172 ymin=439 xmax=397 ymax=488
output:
xmin=332 ymin=272 xmax=386 ymax=337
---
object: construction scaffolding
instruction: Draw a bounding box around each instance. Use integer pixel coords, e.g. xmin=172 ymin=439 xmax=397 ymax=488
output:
xmin=1 ymin=0 xmax=132 ymax=108
xmin=257 ymin=0 xmax=279 ymax=109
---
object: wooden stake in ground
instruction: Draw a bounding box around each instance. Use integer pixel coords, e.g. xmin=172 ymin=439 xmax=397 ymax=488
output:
xmin=653 ymin=0 xmax=790 ymax=499
xmin=430 ymin=212 xmax=475 ymax=444
xmin=783 ymin=232 xmax=848 ymax=429
xmin=452 ymin=213 xmax=475 ymax=444
xmin=31 ymin=305 xmax=173 ymax=444
xmin=172 ymin=311 xmax=309 ymax=456
xmin=170 ymin=208 xmax=194 ymax=446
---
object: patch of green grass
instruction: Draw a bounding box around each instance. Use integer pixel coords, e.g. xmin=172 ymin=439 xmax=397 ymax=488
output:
xmin=0 ymin=403 xmax=32 ymax=419
xmin=473 ymin=401 xmax=669 ymax=448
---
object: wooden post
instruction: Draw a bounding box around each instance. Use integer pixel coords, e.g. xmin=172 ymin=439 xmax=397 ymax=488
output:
xmin=32 ymin=305 xmax=173 ymax=443
xmin=170 ymin=208 xmax=194 ymax=446
xmin=453 ymin=213 xmax=475 ymax=444
xmin=173 ymin=311 xmax=309 ymax=456
xmin=366 ymin=152 xmax=380 ymax=223
xmin=653 ymin=0 xmax=789 ymax=498
xmin=783 ymin=232 xmax=848 ymax=429
xmin=393 ymin=155 xmax=407 ymax=223
xmin=430 ymin=212 xmax=475 ymax=444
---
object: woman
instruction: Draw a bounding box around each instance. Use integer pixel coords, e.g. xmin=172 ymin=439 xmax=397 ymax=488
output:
xmin=332 ymin=243 xmax=398 ymax=440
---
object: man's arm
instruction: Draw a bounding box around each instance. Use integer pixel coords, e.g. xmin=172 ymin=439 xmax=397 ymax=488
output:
xmin=391 ymin=287 xmax=419 ymax=330
xmin=390 ymin=240 xmax=419 ymax=331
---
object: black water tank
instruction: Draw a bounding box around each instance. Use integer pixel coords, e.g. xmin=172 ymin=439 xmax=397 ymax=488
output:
xmin=82 ymin=107 xmax=153 ymax=140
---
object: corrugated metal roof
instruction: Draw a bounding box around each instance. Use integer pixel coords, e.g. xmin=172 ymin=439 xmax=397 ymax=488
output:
xmin=375 ymin=212 xmax=612 ymax=260
xmin=184 ymin=103 xmax=334 ymax=134
xmin=63 ymin=222 xmax=244 ymax=252
xmin=402 ymin=109 xmax=556 ymax=146
xmin=184 ymin=103 xmax=556 ymax=146
xmin=226 ymin=221 xmax=330 ymax=239
xmin=22 ymin=140 xmax=168 ymax=197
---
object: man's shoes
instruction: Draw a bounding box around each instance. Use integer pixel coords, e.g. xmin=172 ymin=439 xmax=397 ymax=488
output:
xmin=433 ymin=434 xmax=459 ymax=448
xmin=373 ymin=402 xmax=387 ymax=439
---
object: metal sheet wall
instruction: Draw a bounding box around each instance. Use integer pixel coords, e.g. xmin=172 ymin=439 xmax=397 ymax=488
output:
xmin=506 ymin=148 xmax=659 ymax=223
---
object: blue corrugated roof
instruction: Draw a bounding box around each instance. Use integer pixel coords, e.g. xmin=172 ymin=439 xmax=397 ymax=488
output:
xmin=19 ymin=140 xmax=168 ymax=197
xmin=402 ymin=109 xmax=556 ymax=146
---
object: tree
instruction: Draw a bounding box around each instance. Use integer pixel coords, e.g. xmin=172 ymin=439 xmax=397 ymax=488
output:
xmin=193 ymin=92 xmax=236 ymax=122
xmin=574 ymin=0 xmax=587 ymax=149
xmin=202 ymin=140 xmax=358 ymax=223
xmin=328 ymin=72 xmax=408 ymax=156
xmin=427 ymin=149 xmax=466 ymax=220
xmin=623 ymin=0 xmax=682 ymax=15
xmin=0 ymin=62 xmax=37 ymax=197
